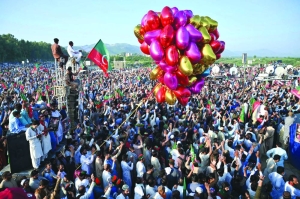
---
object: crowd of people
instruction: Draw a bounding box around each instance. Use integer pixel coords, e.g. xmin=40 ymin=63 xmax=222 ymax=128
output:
xmin=0 ymin=62 xmax=299 ymax=199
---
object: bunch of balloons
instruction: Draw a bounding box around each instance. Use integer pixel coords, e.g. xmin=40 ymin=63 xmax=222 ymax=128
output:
xmin=134 ymin=6 xmax=225 ymax=106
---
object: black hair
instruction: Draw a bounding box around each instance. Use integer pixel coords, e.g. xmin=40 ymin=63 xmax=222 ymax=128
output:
xmin=54 ymin=38 xmax=59 ymax=44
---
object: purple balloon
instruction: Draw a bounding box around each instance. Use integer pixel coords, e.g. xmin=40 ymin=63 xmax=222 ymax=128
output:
xmin=150 ymin=40 xmax=164 ymax=61
xmin=216 ymin=41 xmax=225 ymax=54
xmin=144 ymin=29 xmax=161 ymax=45
xmin=159 ymin=60 xmax=177 ymax=73
xmin=141 ymin=14 xmax=148 ymax=27
xmin=185 ymin=24 xmax=203 ymax=42
xmin=184 ymin=10 xmax=193 ymax=20
xmin=176 ymin=26 xmax=190 ymax=50
xmin=189 ymin=78 xmax=205 ymax=94
xmin=173 ymin=11 xmax=187 ymax=30
xmin=164 ymin=72 xmax=178 ymax=90
xmin=185 ymin=42 xmax=201 ymax=64
xmin=171 ymin=7 xmax=179 ymax=15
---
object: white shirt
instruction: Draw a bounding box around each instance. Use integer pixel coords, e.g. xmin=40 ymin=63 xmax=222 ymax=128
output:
xmin=134 ymin=183 xmax=145 ymax=199
xmin=67 ymin=45 xmax=80 ymax=57
xmin=80 ymin=154 xmax=95 ymax=175
xmin=284 ymin=182 xmax=300 ymax=199
xmin=136 ymin=161 xmax=146 ymax=178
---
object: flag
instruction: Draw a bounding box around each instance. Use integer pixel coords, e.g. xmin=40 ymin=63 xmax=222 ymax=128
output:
xmin=183 ymin=177 xmax=187 ymax=199
xmin=190 ymin=144 xmax=196 ymax=162
xmin=20 ymin=92 xmax=27 ymax=101
xmin=87 ymin=39 xmax=111 ymax=76
xmin=80 ymin=61 xmax=85 ymax=69
xmin=172 ymin=142 xmax=177 ymax=150
xmin=116 ymin=88 xmax=124 ymax=97
xmin=239 ymin=105 xmax=245 ymax=123
xmin=35 ymin=63 xmax=41 ymax=69
xmin=1 ymin=82 xmax=7 ymax=89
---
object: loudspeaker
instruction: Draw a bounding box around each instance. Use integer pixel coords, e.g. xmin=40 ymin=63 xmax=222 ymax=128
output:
xmin=7 ymin=132 xmax=32 ymax=173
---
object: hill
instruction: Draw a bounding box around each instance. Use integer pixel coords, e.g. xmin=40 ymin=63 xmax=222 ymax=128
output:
xmin=73 ymin=43 xmax=142 ymax=55
xmin=75 ymin=43 xmax=300 ymax=57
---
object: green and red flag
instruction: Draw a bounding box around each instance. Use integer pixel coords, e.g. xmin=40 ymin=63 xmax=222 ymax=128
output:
xmin=35 ymin=63 xmax=41 ymax=69
xmin=190 ymin=144 xmax=196 ymax=162
xmin=87 ymin=39 xmax=111 ymax=77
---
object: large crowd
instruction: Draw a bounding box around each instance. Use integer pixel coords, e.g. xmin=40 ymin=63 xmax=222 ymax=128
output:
xmin=0 ymin=63 xmax=299 ymax=199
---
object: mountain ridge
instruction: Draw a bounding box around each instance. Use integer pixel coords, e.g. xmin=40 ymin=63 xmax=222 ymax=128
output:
xmin=71 ymin=43 xmax=300 ymax=57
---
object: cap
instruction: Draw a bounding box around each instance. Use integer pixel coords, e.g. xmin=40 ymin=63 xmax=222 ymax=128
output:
xmin=21 ymin=179 xmax=28 ymax=186
xmin=116 ymin=179 xmax=122 ymax=186
xmin=111 ymin=175 xmax=118 ymax=183
xmin=122 ymin=184 xmax=129 ymax=191
xmin=196 ymin=187 xmax=203 ymax=193
xmin=138 ymin=154 xmax=144 ymax=160
xmin=95 ymin=177 xmax=101 ymax=185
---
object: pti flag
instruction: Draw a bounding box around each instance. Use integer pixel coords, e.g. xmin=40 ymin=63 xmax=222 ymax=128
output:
xmin=87 ymin=39 xmax=111 ymax=77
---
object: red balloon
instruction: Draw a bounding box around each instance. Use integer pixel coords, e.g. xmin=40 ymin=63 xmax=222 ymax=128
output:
xmin=156 ymin=87 xmax=166 ymax=103
xmin=140 ymin=42 xmax=150 ymax=55
xmin=140 ymin=27 xmax=146 ymax=35
xmin=211 ymin=28 xmax=219 ymax=39
xmin=216 ymin=53 xmax=221 ymax=60
xmin=158 ymin=75 xmax=165 ymax=84
xmin=175 ymin=70 xmax=189 ymax=86
xmin=160 ymin=6 xmax=174 ymax=27
xmin=165 ymin=45 xmax=179 ymax=66
xmin=173 ymin=86 xmax=191 ymax=106
xmin=146 ymin=10 xmax=161 ymax=31
xmin=209 ymin=33 xmax=216 ymax=42
xmin=138 ymin=39 xmax=144 ymax=44
xmin=160 ymin=24 xmax=175 ymax=48
xmin=210 ymin=40 xmax=221 ymax=53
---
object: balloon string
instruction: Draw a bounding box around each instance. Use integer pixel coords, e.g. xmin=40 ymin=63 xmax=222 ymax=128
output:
xmin=75 ymin=89 xmax=154 ymax=171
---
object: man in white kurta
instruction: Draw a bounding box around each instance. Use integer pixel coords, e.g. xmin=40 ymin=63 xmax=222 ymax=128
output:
xmin=67 ymin=41 xmax=82 ymax=62
xmin=25 ymin=122 xmax=44 ymax=169
xmin=38 ymin=115 xmax=52 ymax=161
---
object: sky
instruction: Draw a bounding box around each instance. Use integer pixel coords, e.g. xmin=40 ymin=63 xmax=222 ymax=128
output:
xmin=1 ymin=0 xmax=300 ymax=56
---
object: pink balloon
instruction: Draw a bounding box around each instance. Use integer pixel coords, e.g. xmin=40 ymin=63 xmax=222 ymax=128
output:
xmin=185 ymin=24 xmax=203 ymax=42
xmin=144 ymin=29 xmax=161 ymax=45
xmin=176 ymin=26 xmax=190 ymax=50
xmin=141 ymin=14 xmax=148 ymax=27
xmin=171 ymin=7 xmax=179 ymax=15
xmin=189 ymin=78 xmax=205 ymax=94
xmin=150 ymin=40 xmax=164 ymax=61
xmin=173 ymin=11 xmax=187 ymax=30
xmin=159 ymin=60 xmax=177 ymax=73
xmin=164 ymin=72 xmax=178 ymax=90
xmin=185 ymin=42 xmax=201 ymax=64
